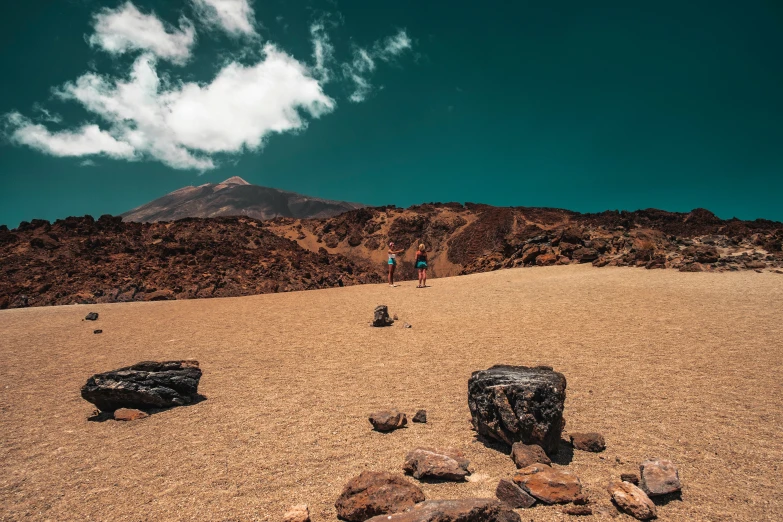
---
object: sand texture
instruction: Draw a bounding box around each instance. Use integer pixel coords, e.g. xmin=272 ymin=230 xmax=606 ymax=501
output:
xmin=1 ymin=265 xmax=782 ymax=521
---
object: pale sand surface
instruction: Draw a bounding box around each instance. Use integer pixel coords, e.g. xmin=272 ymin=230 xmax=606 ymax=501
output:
xmin=1 ymin=265 xmax=782 ymax=521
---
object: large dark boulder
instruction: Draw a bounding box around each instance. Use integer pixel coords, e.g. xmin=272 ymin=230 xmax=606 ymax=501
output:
xmin=81 ymin=360 xmax=202 ymax=412
xmin=468 ymin=365 xmax=566 ymax=454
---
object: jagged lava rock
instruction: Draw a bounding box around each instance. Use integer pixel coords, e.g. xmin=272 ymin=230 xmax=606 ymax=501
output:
xmin=640 ymin=459 xmax=681 ymax=496
xmin=364 ymin=499 xmax=521 ymax=522
xmin=81 ymin=360 xmax=202 ymax=412
xmin=569 ymin=432 xmax=606 ymax=452
xmin=511 ymin=442 xmax=551 ymax=468
xmin=495 ymin=479 xmax=536 ymax=508
xmin=608 ymin=481 xmax=657 ymax=520
xmin=468 ymin=365 xmax=566 ymax=454
xmin=513 ymin=464 xmax=582 ymax=504
xmin=412 ymin=410 xmax=427 ymax=423
xmin=335 ymin=471 xmax=424 ymax=522
xmin=403 ymin=447 xmax=470 ymax=481
xmin=369 ymin=410 xmax=407 ymax=432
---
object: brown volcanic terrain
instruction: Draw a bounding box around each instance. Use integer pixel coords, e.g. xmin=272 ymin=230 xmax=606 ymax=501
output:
xmin=1 ymin=266 xmax=782 ymax=521
xmin=1 ymin=204 xmax=782 ymax=308
xmin=121 ymin=176 xmax=365 ymax=222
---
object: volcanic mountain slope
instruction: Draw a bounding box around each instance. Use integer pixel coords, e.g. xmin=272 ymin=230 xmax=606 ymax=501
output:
xmin=121 ymin=176 xmax=365 ymax=222
xmin=0 ymin=215 xmax=381 ymax=309
xmin=1 ymin=204 xmax=782 ymax=308
xmin=268 ymin=204 xmax=783 ymax=280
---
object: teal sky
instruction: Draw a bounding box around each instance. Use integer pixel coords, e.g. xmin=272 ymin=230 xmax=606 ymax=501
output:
xmin=1 ymin=0 xmax=782 ymax=227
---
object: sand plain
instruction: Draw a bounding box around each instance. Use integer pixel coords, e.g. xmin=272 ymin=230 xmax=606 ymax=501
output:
xmin=1 ymin=265 xmax=782 ymax=521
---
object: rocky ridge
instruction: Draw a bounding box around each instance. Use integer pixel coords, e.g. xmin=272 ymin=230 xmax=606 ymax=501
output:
xmin=2 ymin=203 xmax=782 ymax=308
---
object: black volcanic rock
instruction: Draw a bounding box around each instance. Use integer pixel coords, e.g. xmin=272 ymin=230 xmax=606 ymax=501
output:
xmin=468 ymin=365 xmax=566 ymax=454
xmin=81 ymin=360 xmax=202 ymax=412
xmin=121 ymin=177 xmax=364 ymax=222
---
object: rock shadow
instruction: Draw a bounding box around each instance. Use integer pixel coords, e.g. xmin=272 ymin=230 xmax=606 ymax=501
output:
xmin=473 ymin=433 xmax=512 ymax=455
xmin=86 ymin=394 xmax=208 ymax=422
xmin=652 ymin=490 xmax=683 ymax=506
xmin=549 ymin=440 xmax=574 ymax=465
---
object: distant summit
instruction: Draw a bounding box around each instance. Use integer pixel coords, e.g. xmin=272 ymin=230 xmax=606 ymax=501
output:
xmin=121 ymin=177 xmax=364 ymax=222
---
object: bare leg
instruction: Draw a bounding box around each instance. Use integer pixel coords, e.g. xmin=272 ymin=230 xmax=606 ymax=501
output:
xmin=422 ymin=268 xmax=427 ymax=287
xmin=389 ymin=264 xmax=395 ymax=286
xmin=418 ymin=269 xmax=423 ymax=287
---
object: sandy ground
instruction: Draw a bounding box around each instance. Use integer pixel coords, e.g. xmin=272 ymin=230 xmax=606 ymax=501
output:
xmin=1 ymin=265 xmax=782 ymax=522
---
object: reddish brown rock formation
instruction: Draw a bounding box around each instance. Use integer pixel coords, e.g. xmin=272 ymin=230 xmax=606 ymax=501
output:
xmin=334 ymin=471 xmax=424 ymax=522
xmin=3 ymin=204 xmax=781 ymax=308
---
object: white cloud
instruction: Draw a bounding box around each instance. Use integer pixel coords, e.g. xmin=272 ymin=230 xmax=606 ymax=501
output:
xmin=4 ymin=112 xmax=136 ymax=159
xmin=89 ymin=2 xmax=196 ymax=64
xmin=5 ymin=46 xmax=335 ymax=170
xmin=342 ymin=30 xmax=410 ymax=103
xmin=310 ymin=23 xmax=334 ymax=82
xmin=4 ymin=8 xmax=414 ymax=170
xmin=80 ymin=159 xmax=98 ymax=167
xmin=191 ymin=0 xmax=256 ymax=37
xmin=379 ymin=30 xmax=412 ymax=60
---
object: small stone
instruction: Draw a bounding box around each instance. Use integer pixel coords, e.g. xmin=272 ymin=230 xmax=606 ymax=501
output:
xmin=113 ymin=408 xmax=149 ymax=421
xmin=85 ymin=312 xmax=98 ymax=321
xmin=403 ymin=322 xmax=412 ymax=328
xmin=573 ymin=495 xmax=589 ymax=505
xmin=393 ymin=314 xmax=399 ymax=320
xmin=412 ymin=410 xmax=427 ymax=423
xmin=569 ymin=432 xmax=606 ymax=452
xmin=335 ymin=471 xmax=424 ymax=522
xmin=369 ymin=410 xmax=407 ymax=432
xmin=283 ymin=504 xmax=310 ymax=522
xmin=93 ymin=329 xmax=103 ymax=334
xmin=511 ymin=442 xmax=551 ymax=469
xmin=608 ymin=480 xmax=657 ymax=520
xmin=562 ymin=505 xmax=592 ymax=516
xmin=640 ymin=458 xmax=681 ymax=496
xmin=373 ymin=305 xmax=394 ymax=327
xmin=403 ymin=447 xmax=470 ymax=481
xmin=513 ymin=464 xmax=582 ymax=504
xmin=621 ymin=473 xmax=640 ymax=485
xmin=495 ymin=478 xmax=535 ymax=508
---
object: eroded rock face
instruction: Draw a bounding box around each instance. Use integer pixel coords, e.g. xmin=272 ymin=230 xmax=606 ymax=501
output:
xmin=569 ymin=432 xmax=606 ymax=452
xmin=369 ymin=410 xmax=407 ymax=432
xmin=608 ymin=481 xmax=657 ymax=520
xmin=81 ymin=360 xmax=202 ymax=412
xmin=495 ymin=479 xmax=535 ymax=508
xmin=403 ymin=447 xmax=470 ymax=481
xmin=640 ymin=459 xmax=681 ymax=496
xmin=513 ymin=464 xmax=582 ymax=504
xmin=510 ymin=443 xmax=551 ymax=469
xmin=364 ymin=498 xmax=521 ymax=522
xmin=335 ymin=471 xmax=425 ymax=522
xmin=468 ymin=365 xmax=566 ymax=454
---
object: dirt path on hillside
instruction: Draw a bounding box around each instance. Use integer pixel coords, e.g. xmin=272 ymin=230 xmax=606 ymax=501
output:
xmin=1 ymin=265 xmax=782 ymax=521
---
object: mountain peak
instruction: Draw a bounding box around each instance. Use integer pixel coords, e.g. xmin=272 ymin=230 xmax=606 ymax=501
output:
xmin=218 ymin=176 xmax=250 ymax=186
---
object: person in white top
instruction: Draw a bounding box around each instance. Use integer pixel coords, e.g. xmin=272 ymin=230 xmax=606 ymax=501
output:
xmin=387 ymin=241 xmax=405 ymax=287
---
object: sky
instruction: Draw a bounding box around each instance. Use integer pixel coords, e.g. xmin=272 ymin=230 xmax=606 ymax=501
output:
xmin=1 ymin=0 xmax=782 ymax=227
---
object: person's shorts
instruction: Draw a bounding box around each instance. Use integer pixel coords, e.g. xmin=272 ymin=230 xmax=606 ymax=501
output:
xmin=388 ymin=259 xmax=396 ymax=265
xmin=416 ymin=261 xmax=428 ymax=269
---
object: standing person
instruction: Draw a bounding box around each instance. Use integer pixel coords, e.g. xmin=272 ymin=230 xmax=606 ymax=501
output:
xmin=415 ymin=243 xmax=429 ymax=288
xmin=387 ymin=241 xmax=405 ymax=287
